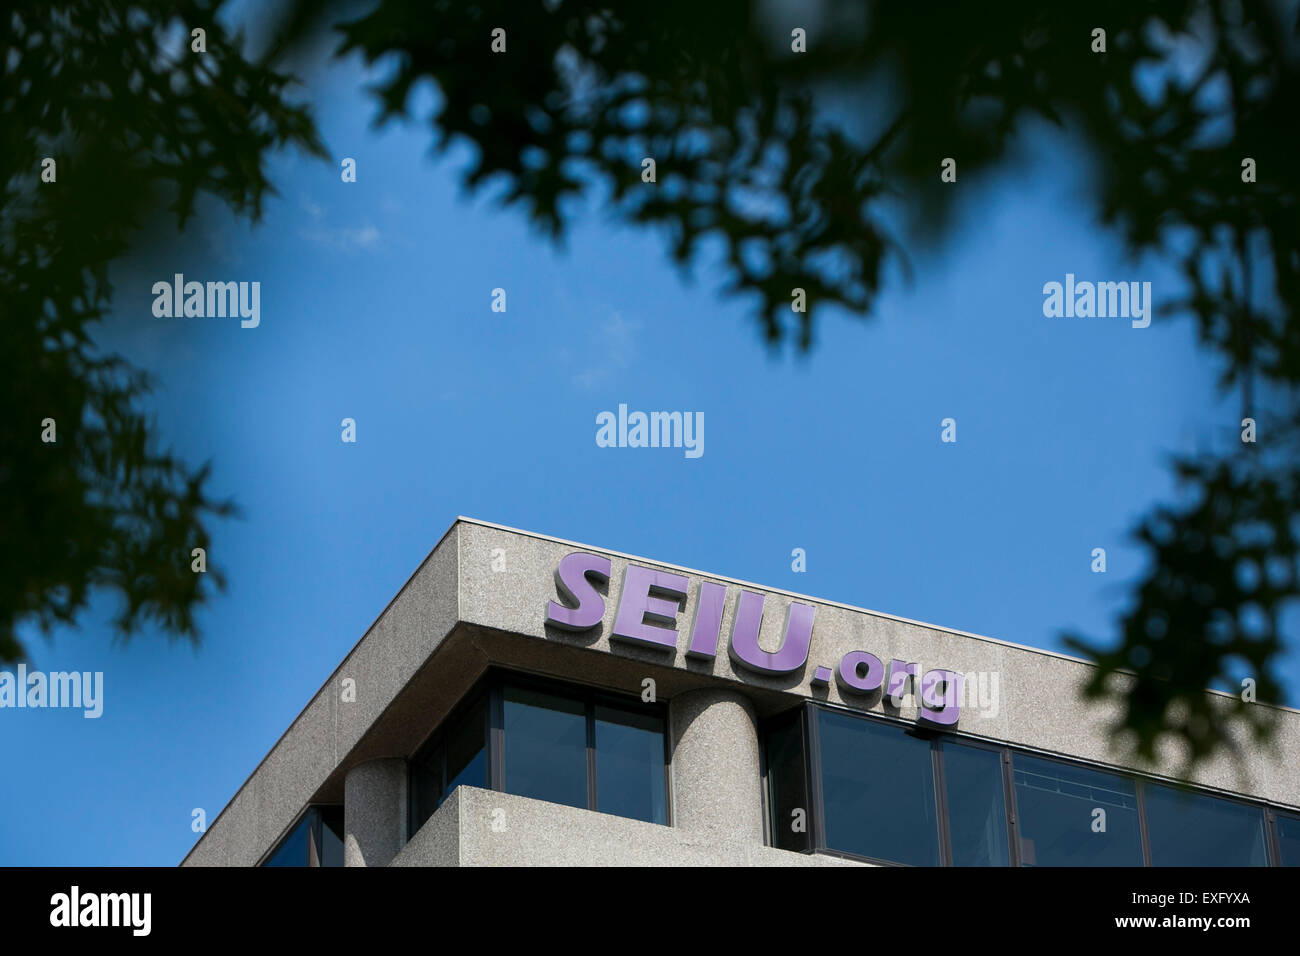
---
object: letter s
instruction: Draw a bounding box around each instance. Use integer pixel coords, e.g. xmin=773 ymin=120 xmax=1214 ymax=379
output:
xmin=545 ymin=552 xmax=612 ymax=631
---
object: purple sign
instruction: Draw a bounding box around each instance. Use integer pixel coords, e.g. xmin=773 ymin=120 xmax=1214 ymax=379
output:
xmin=544 ymin=551 xmax=964 ymax=727
xmin=837 ymin=651 xmax=884 ymax=692
xmin=612 ymin=565 xmax=689 ymax=649
xmin=918 ymin=670 xmax=964 ymax=727
xmin=727 ymin=591 xmax=816 ymax=675
xmin=545 ymin=552 xmax=611 ymax=631
xmin=687 ymin=581 xmax=727 ymax=659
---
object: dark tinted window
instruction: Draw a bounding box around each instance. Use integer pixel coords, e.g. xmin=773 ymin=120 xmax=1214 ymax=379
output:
xmin=1145 ymin=785 xmax=1268 ymax=866
xmin=264 ymin=813 xmax=312 ymax=866
xmin=318 ymin=806 xmax=345 ymax=868
xmin=410 ymin=741 xmax=445 ymax=833
xmin=1278 ymin=812 xmax=1300 ymax=866
xmin=817 ymin=709 xmax=940 ymax=865
xmin=773 ymin=704 xmax=1285 ymax=867
xmin=1013 ymin=754 xmax=1142 ymax=866
xmin=765 ymin=710 xmax=811 ymax=852
xmin=503 ymin=686 xmax=589 ymax=810
xmin=942 ymin=742 xmax=1009 ymax=866
xmin=445 ymin=695 xmax=488 ymax=799
xmin=409 ymin=692 xmax=490 ymax=836
xmin=262 ymin=807 xmax=343 ymax=867
xmin=594 ymin=705 xmax=667 ymax=824
xmin=409 ymin=677 xmax=669 ymax=836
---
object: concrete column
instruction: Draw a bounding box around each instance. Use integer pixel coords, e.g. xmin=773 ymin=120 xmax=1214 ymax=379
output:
xmin=669 ymin=688 xmax=765 ymax=845
xmin=343 ymin=757 xmax=407 ymax=867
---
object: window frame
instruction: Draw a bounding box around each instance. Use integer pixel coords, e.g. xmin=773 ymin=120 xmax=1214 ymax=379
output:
xmin=1272 ymin=808 xmax=1300 ymax=866
xmin=1008 ymin=747 xmax=1145 ymax=868
xmin=764 ymin=699 xmax=1296 ymax=867
xmin=407 ymin=668 xmax=673 ymax=836
xmin=759 ymin=705 xmax=815 ymax=853
xmin=937 ymin=733 xmax=1013 ymax=867
xmin=257 ymin=804 xmax=345 ymax=867
xmin=407 ymin=679 xmax=492 ymax=838
xmin=1139 ymin=777 xmax=1274 ymax=867
xmin=807 ymin=704 xmax=942 ymax=866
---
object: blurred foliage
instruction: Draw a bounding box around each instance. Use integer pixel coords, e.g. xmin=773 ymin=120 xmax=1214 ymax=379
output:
xmin=4 ymin=0 xmax=1297 ymax=774
xmin=0 ymin=2 xmax=324 ymax=662
xmin=289 ymin=0 xmax=1299 ymax=770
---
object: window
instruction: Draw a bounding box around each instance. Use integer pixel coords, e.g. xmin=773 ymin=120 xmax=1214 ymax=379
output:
xmin=764 ymin=708 xmax=811 ymax=853
xmin=500 ymin=682 xmax=669 ymax=823
xmin=263 ymin=814 xmax=310 ymax=867
xmin=1145 ymin=785 xmax=1269 ymax=866
xmin=408 ymin=672 xmax=669 ymax=839
xmin=261 ymin=806 xmax=344 ymax=867
xmin=409 ymin=691 xmax=488 ymax=834
xmin=446 ymin=696 xmax=490 ymax=799
xmin=816 ymin=708 xmax=940 ymax=865
xmin=594 ymin=705 xmax=669 ymax=824
xmin=1278 ymin=812 xmax=1300 ymax=866
xmin=503 ymin=686 xmax=589 ymax=809
xmin=317 ymin=806 xmax=344 ymax=866
xmin=765 ymin=702 xmax=1294 ymax=866
xmin=941 ymin=741 xmax=1010 ymax=866
xmin=1012 ymin=754 xmax=1143 ymax=866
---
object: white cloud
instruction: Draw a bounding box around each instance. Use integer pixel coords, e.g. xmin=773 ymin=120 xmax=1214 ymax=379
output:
xmin=299 ymin=224 xmax=381 ymax=250
xmin=297 ymin=197 xmax=381 ymax=250
xmin=576 ymin=310 xmax=640 ymax=389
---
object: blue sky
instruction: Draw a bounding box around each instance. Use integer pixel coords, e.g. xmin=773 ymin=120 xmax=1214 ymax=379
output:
xmin=2 ymin=41 xmax=1294 ymax=866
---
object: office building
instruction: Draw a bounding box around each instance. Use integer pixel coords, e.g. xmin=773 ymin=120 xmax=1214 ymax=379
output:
xmin=183 ymin=518 xmax=1300 ymax=867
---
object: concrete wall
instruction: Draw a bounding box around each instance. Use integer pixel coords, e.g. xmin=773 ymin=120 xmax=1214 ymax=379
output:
xmin=392 ymin=786 xmax=863 ymax=867
xmin=344 ymin=758 xmax=407 ymax=867
xmin=454 ymin=519 xmax=1300 ymax=806
xmin=183 ymin=524 xmax=461 ymax=866
xmin=669 ymin=689 xmax=765 ymax=844
xmin=184 ymin=517 xmax=1300 ymax=866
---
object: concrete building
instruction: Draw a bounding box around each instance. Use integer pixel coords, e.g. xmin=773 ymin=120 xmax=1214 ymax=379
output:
xmin=182 ymin=518 xmax=1300 ymax=867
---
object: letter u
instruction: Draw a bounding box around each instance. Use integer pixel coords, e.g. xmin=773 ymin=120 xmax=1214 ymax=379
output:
xmin=727 ymin=592 xmax=815 ymax=675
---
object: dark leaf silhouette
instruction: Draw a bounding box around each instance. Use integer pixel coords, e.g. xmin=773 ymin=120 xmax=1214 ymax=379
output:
xmin=1 ymin=1 xmax=324 ymax=661
xmin=4 ymin=0 xmax=1297 ymax=776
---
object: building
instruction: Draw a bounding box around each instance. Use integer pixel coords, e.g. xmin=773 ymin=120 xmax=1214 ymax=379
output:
xmin=182 ymin=518 xmax=1300 ymax=867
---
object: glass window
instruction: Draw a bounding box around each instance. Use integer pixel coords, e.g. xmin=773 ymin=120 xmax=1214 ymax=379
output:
xmin=1145 ymin=785 xmax=1268 ymax=866
xmin=942 ymin=742 xmax=1009 ymax=866
xmin=263 ymin=813 xmax=312 ymax=867
xmin=261 ymin=807 xmax=344 ymax=867
xmin=503 ymin=685 xmax=589 ymax=810
xmin=765 ymin=710 xmax=811 ymax=853
xmin=409 ymin=692 xmax=490 ymax=837
xmin=1278 ymin=812 xmax=1300 ymax=866
xmin=410 ymin=741 xmax=444 ymax=834
xmin=816 ymin=709 xmax=940 ymax=865
xmin=594 ymin=705 xmax=667 ymax=824
xmin=409 ymin=676 xmax=670 ymax=839
xmin=1012 ymin=754 xmax=1142 ymax=866
xmin=767 ymin=703 xmax=1288 ymax=867
xmin=445 ymin=695 xmax=488 ymax=799
xmin=317 ymin=806 xmax=344 ymax=867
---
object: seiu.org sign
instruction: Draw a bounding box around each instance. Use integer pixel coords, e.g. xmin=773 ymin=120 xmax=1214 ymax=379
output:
xmin=544 ymin=552 xmax=965 ymax=727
